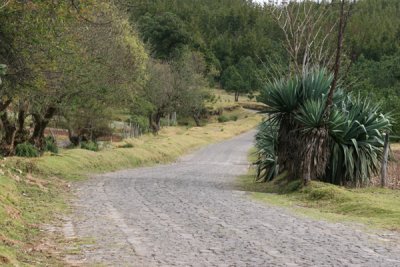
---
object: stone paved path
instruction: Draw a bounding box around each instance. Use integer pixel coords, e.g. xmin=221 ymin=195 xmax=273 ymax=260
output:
xmin=66 ymin=131 xmax=400 ymax=266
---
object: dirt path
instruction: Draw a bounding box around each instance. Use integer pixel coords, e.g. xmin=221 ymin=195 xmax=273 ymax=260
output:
xmin=65 ymin=131 xmax=400 ymax=266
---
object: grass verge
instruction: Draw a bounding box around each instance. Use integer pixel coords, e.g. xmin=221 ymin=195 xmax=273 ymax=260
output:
xmin=0 ymin=113 xmax=261 ymax=266
xmin=237 ymin=150 xmax=400 ymax=231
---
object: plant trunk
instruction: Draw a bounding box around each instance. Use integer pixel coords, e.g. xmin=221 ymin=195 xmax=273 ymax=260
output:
xmin=0 ymin=111 xmax=17 ymax=156
xmin=30 ymin=107 xmax=56 ymax=149
xmin=234 ymin=91 xmax=239 ymax=102
xmin=277 ymin=116 xmax=329 ymax=184
xmin=325 ymin=0 xmax=352 ymax=113
xmin=149 ymin=112 xmax=162 ymax=133
xmin=14 ymin=103 xmax=30 ymax=145
xmin=300 ymin=128 xmax=330 ymax=185
xmin=193 ymin=114 xmax=201 ymax=127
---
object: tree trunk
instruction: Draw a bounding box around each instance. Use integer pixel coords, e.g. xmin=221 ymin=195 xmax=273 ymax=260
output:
xmin=325 ymin=0 xmax=353 ymax=113
xmin=67 ymin=126 xmax=80 ymax=146
xmin=149 ymin=112 xmax=162 ymax=133
xmin=0 ymin=111 xmax=17 ymax=156
xmin=234 ymin=91 xmax=239 ymax=102
xmin=193 ymin=114 xmax=201 ymax=127
xmin=30 ymin=107 xmax=56 ymax=149
xmin=14 ymin=103 xmax=30 ymax=145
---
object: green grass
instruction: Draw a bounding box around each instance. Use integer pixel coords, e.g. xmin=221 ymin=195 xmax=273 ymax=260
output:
xmin=0 ymin=171 xmax=67 ymax=266
xmin=238 ymin=151 xmax=400 ymax=231
xmin=0 ymin=114 xmax=262 ymax=265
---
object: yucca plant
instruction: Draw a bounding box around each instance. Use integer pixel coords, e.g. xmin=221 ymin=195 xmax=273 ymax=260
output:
xmin=325 ymin=97 xmax=391 ymax=186
xmin=255 ymin=68 xmax=391 ymax=187
xmin=257 ymin=69 xmax=334 ymax=181
xmin=254 ymin=120 xmax=278 ymax=182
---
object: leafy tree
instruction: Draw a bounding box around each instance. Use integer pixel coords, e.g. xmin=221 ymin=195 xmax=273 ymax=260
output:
xmin=126 ymin=0 xmax=285 ymax=86
xmin=0 ymin=0 xmax=148 ymax=154
xmin=346 ymin=53 xmax=400 ymax=133
xmin=221 ymin=66 xmax=245 ymax=101
xmin=143 ymin=50 xmax=209 ymax=132
xmin=139 ymin=12 xmax=191 ymax=60
xmin=144 ymin=61 xmax=177 ymax=132
xmin=346 ymin=0 xmax=400 ymax=62
xmin=173 ymin=51 xmax=209 ymax=126
xmin=237 ymin=56 xmax=260 ymax=93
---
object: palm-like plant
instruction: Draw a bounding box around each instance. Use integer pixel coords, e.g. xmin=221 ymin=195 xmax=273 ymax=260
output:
xmin=255 ymin=69 xmax=391 ymax=186
xmin=254 ymin=120 xmax=278 ymax=182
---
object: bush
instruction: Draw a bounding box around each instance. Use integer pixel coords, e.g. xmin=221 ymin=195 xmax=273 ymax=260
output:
xmin=230 ymin=115 xmax=238 ymax=121
xmin=81 ymin=141 xmax=99 ymax=151
xmin=44 ymin=136 xmax=58 ymax=153
xmin=256 ymin=69 xmax=392 ymax=186
xmin=15 ymin=143 xmax=40 ymax=158
xmin=217 ymin=115 xmax=229 ymax=123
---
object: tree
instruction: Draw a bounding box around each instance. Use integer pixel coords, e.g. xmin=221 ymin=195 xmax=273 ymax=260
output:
xmin=144 ymin=61 xmax=177 ymax=133
xmin=139 ymin=12 xmax=191 ymax=60
xmin=237 ymin=56 xmax=260 ymax=94
xmin=221 ymin=66 xmax=245 ymax=101
xmin=0 ymin=0 xmax=148 ymax=154
xmin=173 ymin=51 xmax=209 ymax=126
xmin=143 ymin=51 xmax=209 ymax=131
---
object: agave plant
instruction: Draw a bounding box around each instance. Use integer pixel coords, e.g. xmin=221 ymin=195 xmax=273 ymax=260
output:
xmin=254 ymin=120 xmax=278 ymax=182
xmin=325 ymin=97 xmax=391 ymax=186
xmin=255 ymin=68 xmax=391 ymax=187
xmin=257 ymin=69 xmax=334 ymax=182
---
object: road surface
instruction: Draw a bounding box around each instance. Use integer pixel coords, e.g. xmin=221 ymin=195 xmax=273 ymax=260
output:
xmin=65 ymin=131 xmax=400 ymax=266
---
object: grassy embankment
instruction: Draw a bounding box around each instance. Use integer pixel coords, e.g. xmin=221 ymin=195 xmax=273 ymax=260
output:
xmin=211 ymin=89 xmax=266 ymax=111
xmin=238 ymin=147 xmax=400 ymax=231
xmin=0 ymin=102 xmax=261 ymax=266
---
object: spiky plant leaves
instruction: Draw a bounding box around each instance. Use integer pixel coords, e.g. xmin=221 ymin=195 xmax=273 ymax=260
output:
xmin=300 ymin=68 xmax=333 ymax=102
xmin=254 ymin=120 xmax=279 ymax=182
xmin=255 ymin=68 xmax=392 ymax=187
xmin=295 ymin=99 xmax=326 ymax=132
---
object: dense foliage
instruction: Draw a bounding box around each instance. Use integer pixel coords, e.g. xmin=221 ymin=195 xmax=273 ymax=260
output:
xmin=0 ymin=0 xmax=210 ymax=155
xmin=123 ymin=0 xmax=284 ymax=99
xmin=124 ymin=0 xmax=400 ymax=127
xmin=0 ymin=1 xmax=147 ymax=155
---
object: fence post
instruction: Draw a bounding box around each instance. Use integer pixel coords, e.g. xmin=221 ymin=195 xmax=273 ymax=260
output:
xmin=381 ymin=133 xmax=390 ymax=187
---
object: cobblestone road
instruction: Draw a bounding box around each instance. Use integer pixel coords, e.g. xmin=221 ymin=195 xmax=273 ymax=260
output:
xmin=66 ymin=131 xmax=400 ymax=266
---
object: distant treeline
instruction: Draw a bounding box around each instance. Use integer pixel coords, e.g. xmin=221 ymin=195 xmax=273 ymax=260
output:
xmin=127 ymin=0 xmax=400 ymax=130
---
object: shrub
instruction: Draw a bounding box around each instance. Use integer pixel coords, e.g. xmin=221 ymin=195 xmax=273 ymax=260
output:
xmin=230 ymin=115 xmax=238 ymax=121
xmin=44 ymin=136 xmax=58 ymax=153
xmin=256 ymin=69 xmax=392 ymax=186
xmin=15 ymin=143 xmax=39 ymax=158
xmin=217 ymin=115 xmax=229 ymax=123
xmin=81 ymin=141 xmax=99 ymax=151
